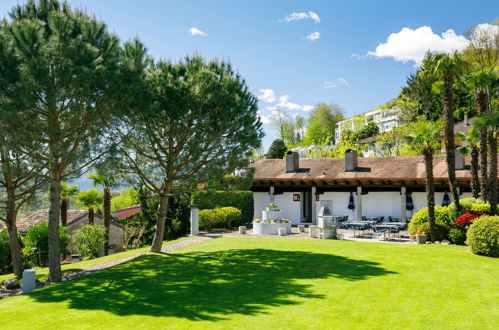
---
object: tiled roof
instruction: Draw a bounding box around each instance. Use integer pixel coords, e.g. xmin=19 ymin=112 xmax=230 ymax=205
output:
xmin=249 ymin=155 xmax=486 ymax=181
xmin=16 ymin=210 xmax=91 ymax=233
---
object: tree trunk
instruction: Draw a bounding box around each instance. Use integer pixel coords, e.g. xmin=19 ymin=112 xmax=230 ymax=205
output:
xmin=60 ymin=198 xmax=68 ymax=226
xmin=151 ymin=184 xmax=171 ymax=253
xmin=477 ymin=90 xmax=488 ymax=200
xmin=88 ymin=207 xmax=95 ymax=225
xmin=48 ymin=178 xmax=62 ymax=283
xmin=103 ymin=187 xmax=111 ymax=255
xmin=488 ymin=133 xmax=497 ymax=215
xmin=471 ymin=146 xmax=480 ymax=199
xmin=424 ymin=149 xmax=436 ymax=243
xmin=6 ymin=220 xmax=23 ymax=277
xmin=443 ymin=75 xmax=460 ymax=212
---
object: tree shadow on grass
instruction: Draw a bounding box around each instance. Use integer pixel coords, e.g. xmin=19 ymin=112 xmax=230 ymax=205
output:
xmin=29 ymin=249 xmax=396 ymax=321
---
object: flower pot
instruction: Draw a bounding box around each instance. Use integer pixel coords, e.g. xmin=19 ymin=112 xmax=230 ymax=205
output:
xmin=416 ymin=234 xmax=427 ymax=244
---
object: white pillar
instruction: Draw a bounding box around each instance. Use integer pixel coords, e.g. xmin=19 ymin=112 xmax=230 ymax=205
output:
xmin=311 ymin=186 xmax=317 ymax=225
xmin=269 ymin=186 xmax=275 ymax=204
xmin=401 ymin=186 xmax=407 ymax=223
xmin=356 ymin=186 xmax=363 ymax=222
xmin=190 ymin=207 xmax=199 ymax=236
xmin=22 ymin=269 xmax=36 ymax=293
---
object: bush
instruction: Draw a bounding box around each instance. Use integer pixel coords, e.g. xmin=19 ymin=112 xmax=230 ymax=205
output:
xmin=192 ymin=190 xmax=253 ymax=225
xmin=455 ymin=211 xmax=488 ymax=227
xmin=470 ymin=204 xmax=491 ymax=213
xmin=448 ymin=198 xmax=485 ymax=220
xmin=416 ymin=222 xmax=448 ymax=242
xmin=449 ymin=227 xmax=467 ymax=245
xmin=466 ymin=216 xmax=499 ymax=257
xmin=408 ymin=206 xmax=452 ymax=234
xmin=0 ymin=230 xmax=10 ymax=273
xmin=70 ymin=225 xmax=106 ymax=260
xmin=199 ymin=207 xmax=242 ymax=231
xmin=24 ymin=222 xmax=69 ymax=266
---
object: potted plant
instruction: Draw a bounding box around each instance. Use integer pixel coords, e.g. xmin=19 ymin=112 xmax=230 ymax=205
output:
xmin=265 ymin=204 xmax=280 ymax=212
xmin=416 ymin=232 xmax=427 ymax=244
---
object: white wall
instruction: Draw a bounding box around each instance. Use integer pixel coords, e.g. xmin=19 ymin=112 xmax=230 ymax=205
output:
xmin=254 ymin=190 xmax=472 ymax=224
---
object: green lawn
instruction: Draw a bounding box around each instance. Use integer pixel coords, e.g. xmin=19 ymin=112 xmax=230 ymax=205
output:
xmin=0 ymin=237 xmax=188 ymax=283
xmin=0 ymin=237 xmax=497 ymax=329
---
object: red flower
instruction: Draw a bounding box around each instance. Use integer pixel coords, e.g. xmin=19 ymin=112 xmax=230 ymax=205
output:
xmin=455 ymin=211 xmax=488 ymax=227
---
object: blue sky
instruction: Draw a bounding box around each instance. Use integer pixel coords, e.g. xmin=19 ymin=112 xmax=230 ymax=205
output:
xmin=1 ymin=0 xmax=497 ymax=151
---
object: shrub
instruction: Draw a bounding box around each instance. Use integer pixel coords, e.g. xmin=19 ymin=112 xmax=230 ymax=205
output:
xmin=470 ymin=204 xmax=491 ymax=213
xmin=24 ymin=222 xmax=69 ymax=266
xmin=466 ymin=216 xmax=499 ymax=257
xmin=455 ymin=211 xmax=488 ymax=227
xmin=408 ymin=206 xmax=452 ymax=234
xmin=416 ymin=222 xmax=448 ymax=242
xmin=70 ymin=225 xmax=106 ymax=259
xmin=448 ymin=198 xmax=485 ymax=220
xmin=199 ymin=207 xmax=242 ymax=231
xmin=448 ymin=227 xmax=467 ymax=245
xmin=0 ymin=230 xmax=10 ymax=273
xmin=192 ymin=190 xmax=253 ymax=225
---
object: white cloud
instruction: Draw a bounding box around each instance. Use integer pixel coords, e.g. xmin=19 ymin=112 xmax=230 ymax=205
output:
xmin=302 ymin=105 xmax=314 ymax=111
xmin=323 ymin=81 xmax=337 ymax=89
xmin=188 ymin=27 xmax=207 ymax=36
xmin=469 ymin=23 xmax=499 ymax=47
xmin=258 ymin=112 xmax=273 ymax=124
xmin=281 ymin=11 xmax=320 ymax=23
xmin=257 ymin=88 xmax=276 ymax=103
xmin=277 ymin=95 xmax=302 ymax=111
xmin=337 ymin=77 xmax=349 ymax=86
xmin=366 ymin=26 xmax=469 ymax=65
xmin=306 ymin=31 xmax=320 ymax=41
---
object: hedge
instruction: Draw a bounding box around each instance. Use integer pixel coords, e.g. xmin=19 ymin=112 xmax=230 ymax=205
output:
xmin=192 ymin=190 xmax=253 ymax=224
xmin=199 ymin=207 xmax=242 ymax=230
xmin=408 ymin=206 xmax=452 ymax=234
xmin=466 ymin=216 xmax=499 ymax=257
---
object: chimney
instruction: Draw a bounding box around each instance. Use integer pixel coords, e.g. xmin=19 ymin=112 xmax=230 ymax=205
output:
xmin=455 ymin=148 xmax=465 ymax=170
xmin=464 ymin=111 xmax=469 ymax=127
xmin=345 ymin=149 xmax=358 ymax=172
xmin=286 ymin=151 xmax=299 ymax=173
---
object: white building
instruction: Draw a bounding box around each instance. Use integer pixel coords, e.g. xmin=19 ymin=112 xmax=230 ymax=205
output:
xmin=335 ymin=108 xmax=400 ymax=142
xmin=250 ymin=150 xmax=474 ymax=225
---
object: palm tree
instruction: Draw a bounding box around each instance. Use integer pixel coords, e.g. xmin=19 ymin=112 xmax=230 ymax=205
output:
xmin=88 ymin=173 xmax=118 ymax=255
xmin=60 ymin=183 xmax=78 ymax=226
xmin=75 ymin=189 xmax=103 ymax=225
xmin=427 ymin=52 xmax=466 ymax=212
xmin=456 ymin=130 xmax=480 ymax=198
xmin=473 ymin=113 xmax=499 ymax=215
xmin=405 ymin=120 xmax=444 ymax=242
xmin=465 ymin=69 xmax=497 ymax=200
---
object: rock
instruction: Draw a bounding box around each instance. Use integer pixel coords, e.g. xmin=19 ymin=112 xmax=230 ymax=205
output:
xmin=441 ymin=239 xmax=450 ymax=245
xmin=4 ymin=278 xmax=20 ymax=290
xmin=434 ymin=241 xmax=440 ymax=244
xmin=426 ymin=241 xmax=432 ymax=244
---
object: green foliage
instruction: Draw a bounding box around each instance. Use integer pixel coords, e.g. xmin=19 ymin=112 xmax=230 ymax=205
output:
xmin=266 ymin=139 xmax=287 ymax=159
xmin=351 ymin=122 xmax=379 ymax=141
xmin=0 ymin=230 xmax=10 ymax=273
xmin=466 ymin=216 xmax=499 ymax=257
xmin=60 ymin=183 xmax=79 ymax=199
xmin=470 ymin=204 xmax=491 ymax=213
xmin=448 ymin=198 xmax=485 ymax=220
xmin=448 ymin=227 xmax=467 ymax=245
xmin=304 ymin=103 xmax=344 ymax=144
xmin=71 ymin=225 xmax=107 ymax=260
xmin=23 ymin=222 xmax=69 ymax=266
xmin=404 ymin=120 xmax=443 ymax=154
xmin=111 ymin=188 xmax=140 ymax=212
xmin=416 ymin=222 xmax=448 ymax=242
xmin=191 ymin=190 xmax=253 ymax=224
xmin=408 ymin=206 xmax=452 ymax=234
xmin=75 ymin=189 xmax=103 ymax=209
xmin=199 ymin=207 xmax=242 ymax=230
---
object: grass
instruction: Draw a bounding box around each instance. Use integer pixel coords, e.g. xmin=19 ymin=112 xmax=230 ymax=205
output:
xmin=1 ymin=237 xmax=498 ymax=329
xmin=0 ymin=237 xmax=188 ymax=283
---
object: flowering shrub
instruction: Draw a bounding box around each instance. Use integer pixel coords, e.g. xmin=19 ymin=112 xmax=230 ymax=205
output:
xmin=455 ymin=211 xmax=488 ymax=227
xmin=253 ymin=218 xmax=290 ymax=223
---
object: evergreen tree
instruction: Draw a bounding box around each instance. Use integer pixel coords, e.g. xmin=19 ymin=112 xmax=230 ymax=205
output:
xmin=266 ymin=139 xmax=287 ymax=159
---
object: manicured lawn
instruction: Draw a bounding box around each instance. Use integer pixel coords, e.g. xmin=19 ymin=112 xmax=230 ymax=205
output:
xmin=0 ymin=237 xmax=188 ymax=283
xmin=0 ymin=237 xmax=497 ymax=329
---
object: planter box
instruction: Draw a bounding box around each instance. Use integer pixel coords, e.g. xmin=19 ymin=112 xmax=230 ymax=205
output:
xmin=262 ymin=210 xmax=282 ymax=221
xmin=416 ymin=234 xmax=427 ymax=244
xmin=253 ymin=222 xmax=292 ymax=235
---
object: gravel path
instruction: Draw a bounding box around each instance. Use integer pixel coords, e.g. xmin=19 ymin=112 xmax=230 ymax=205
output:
xmin=0 ymin=236 xmax=217 ymax=300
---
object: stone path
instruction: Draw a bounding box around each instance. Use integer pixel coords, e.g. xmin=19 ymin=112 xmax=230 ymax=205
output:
xmin=0 ymin=236 xmax=216 ymax=300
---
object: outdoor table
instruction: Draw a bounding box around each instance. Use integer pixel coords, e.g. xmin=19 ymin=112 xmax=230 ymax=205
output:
xmin=346 ymin=222 xmax=375 ymax=237
xmin=373 ymin=224 xmax=401 ymax=240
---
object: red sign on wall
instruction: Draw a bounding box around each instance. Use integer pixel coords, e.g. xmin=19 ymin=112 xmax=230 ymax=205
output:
xmin=316 ymin=194 xmax=320 ymax=201
xmin=293 ymin=194 xmax=300 ymax=202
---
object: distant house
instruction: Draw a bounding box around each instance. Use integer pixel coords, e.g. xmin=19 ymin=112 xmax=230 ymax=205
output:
xmin=248 ymin=150 xmax=484 ymax=225
xmin=335 ymin=108 xmax=400 ymax=142
xmin=17 ymin=210 xmax=125 ymax=254
xmin=112 ymin=205 xmax=141 ymax=219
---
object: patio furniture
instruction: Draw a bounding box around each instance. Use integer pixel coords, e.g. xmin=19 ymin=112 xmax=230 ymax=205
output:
xmin=373 ymin=224 xmax=401 ymax=240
